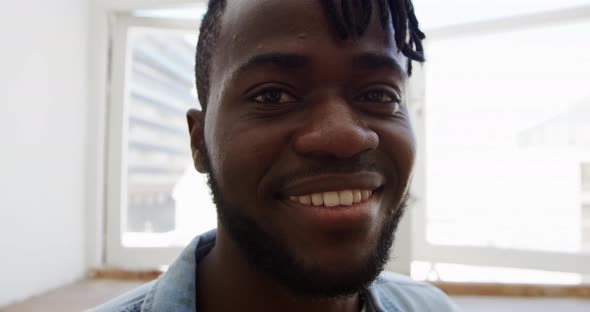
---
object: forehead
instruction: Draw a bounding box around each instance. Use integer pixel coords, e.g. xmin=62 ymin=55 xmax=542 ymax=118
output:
xmin=221 ymin=0 xmax=347 ymax=46
xmin=213 ymin=0 xmax=401 ymax=76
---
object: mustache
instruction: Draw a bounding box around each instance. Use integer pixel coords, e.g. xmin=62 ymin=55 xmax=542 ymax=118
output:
xmin=269 ymin=156 xmax=382 ymax=191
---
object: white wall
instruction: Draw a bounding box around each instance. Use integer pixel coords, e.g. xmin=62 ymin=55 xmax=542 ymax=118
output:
xmin=0 ymin=0 xmax=90 ymax=307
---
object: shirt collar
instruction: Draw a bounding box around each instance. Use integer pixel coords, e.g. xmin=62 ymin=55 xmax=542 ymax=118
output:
xmin=140 ymin=230 xmax=216 ymax=312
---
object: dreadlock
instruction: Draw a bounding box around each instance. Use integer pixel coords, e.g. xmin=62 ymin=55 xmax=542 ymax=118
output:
xmin=195 ymin=0 xmax=425 ymax=110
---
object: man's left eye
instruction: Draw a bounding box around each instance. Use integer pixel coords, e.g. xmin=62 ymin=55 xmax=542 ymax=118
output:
xmin=251 ymin=89 xmax=297 ymax=104
xmin=356 ymin=90 xmax=400 ymax=103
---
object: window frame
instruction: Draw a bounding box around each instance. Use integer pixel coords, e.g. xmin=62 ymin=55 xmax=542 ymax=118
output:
xmin=106 ymin=13 xmax=202 ymax=269
xmin=409 ymin=4 xmax=590 ymax=278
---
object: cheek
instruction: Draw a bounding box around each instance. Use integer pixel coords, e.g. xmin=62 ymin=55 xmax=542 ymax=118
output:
xmin=376 ymin=121 xmax=416 ymax=192
xmin=210 ymin=120 xmax=287 ymax=205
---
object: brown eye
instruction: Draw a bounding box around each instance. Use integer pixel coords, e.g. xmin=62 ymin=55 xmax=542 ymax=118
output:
xmin=355 ymin=88 xmax=402 ymax=115
xmin=251 ymin=88 xmax=297 ymax=104
xmin=357 ymin=90 xmax=399 ymax=103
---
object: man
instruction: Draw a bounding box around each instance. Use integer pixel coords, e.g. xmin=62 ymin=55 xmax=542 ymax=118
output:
xmin=92 ymin=0 xmax=460 ymax=311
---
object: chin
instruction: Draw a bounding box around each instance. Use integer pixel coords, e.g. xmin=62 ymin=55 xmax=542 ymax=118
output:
xmin=219 ymin=203 xmax=400 ymax=298
xmin=285 ymin=250 xmax=388 ymax=298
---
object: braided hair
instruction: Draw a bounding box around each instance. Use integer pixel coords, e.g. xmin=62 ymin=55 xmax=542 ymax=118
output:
xmin=195 ymin=0 xmax=425 ymax=110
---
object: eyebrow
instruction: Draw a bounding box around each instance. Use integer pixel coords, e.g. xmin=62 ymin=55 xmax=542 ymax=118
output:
xmin=234 ymin=52 xmax=311 ymax=75
xmin=232 ymin=52 xmax=406 ymax=78
xmin=352 ymin=53 xmax=406 ymax=77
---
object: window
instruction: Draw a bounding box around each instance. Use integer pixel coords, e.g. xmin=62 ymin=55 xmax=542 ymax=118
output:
xmin=122 ymin=26 xmax=216 ymax=248
xmin=410 ymin=1 xmax=590 ymax=283
xmin=106 ymin=12 xmax=212 ymax=268
xmin=582 ymin=163 xmax=590 ymax=252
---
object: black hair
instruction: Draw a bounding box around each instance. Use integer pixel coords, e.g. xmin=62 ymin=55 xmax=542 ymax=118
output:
xmin=195 ymin=0 xmax=425 ymax=110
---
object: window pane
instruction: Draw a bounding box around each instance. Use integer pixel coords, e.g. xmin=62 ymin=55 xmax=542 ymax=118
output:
xmin=413 ymin=0 xmax=590 ymax=29
xmin=424 ymin=21 xmax=590 ymax=253
xmin=133 ymin=7 xmax=206 ymax=19
xmin=582 ymin=163 xmax=590 ymax=191
xmin=122 ymin=27 xmax=216 ymax=247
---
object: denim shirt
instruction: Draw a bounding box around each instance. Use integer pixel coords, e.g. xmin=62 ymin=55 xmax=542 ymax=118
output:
xmin=89 ymin=230 xmax=461 ymax=312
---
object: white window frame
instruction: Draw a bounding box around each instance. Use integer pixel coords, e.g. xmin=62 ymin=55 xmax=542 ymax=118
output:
xmin=105 ymin=13 xmax=201 ymax=269
xmin=87 ymin=0 xmax=206 ymax=270
xmin=409 ymin=4 xmax=590 ymax=277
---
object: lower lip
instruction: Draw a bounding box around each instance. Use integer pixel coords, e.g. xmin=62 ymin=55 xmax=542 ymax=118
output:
xmin=281 ymin=193 xmax=380 ymax=229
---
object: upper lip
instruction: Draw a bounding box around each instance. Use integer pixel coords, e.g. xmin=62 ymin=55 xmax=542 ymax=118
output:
xmin=278 ymin=171 xmax=386 ymax=197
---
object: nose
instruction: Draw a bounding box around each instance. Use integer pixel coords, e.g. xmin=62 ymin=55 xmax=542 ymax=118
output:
xmin=292 ymin=95 xmax=378 ymax=159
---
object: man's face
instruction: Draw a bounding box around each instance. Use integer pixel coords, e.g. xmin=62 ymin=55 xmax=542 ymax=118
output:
xmin=195 ymin=0 xmax=415 ymax=298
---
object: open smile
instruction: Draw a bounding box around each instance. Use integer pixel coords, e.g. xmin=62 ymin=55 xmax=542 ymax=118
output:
xmin=277 ymin=172 xmax=385 ymax=229
xmin=280 ymin=188 xmax=382 ymax=229
xmin=288 ymin=189 xmax=375 ymax=207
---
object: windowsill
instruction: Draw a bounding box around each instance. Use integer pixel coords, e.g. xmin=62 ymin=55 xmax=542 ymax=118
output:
xmin=90 ymin=269 xmax=590 ymax=298
xmin=90 ymin=268 xmax=162 ymax=281
xmin=432 ymin=281 xmax=590 ymax=298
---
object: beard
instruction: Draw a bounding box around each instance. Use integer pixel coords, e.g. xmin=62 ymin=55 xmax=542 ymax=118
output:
xmin=200 ymin=143 xmax=408 ymax=299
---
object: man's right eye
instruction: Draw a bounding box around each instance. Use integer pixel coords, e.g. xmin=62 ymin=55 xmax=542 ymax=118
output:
xmin=250 ymin=88 xmax=297 ymax=104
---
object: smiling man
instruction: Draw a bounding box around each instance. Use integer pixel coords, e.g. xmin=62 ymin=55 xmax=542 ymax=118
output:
xmin=92 ymin=0 xmax=460 ymax=311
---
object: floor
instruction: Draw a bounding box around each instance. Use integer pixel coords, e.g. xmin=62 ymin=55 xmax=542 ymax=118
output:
xmin=2 ymin=279 xmax=590 ymax=312
xmin=0 ymin=279 xmax=144 ymax=312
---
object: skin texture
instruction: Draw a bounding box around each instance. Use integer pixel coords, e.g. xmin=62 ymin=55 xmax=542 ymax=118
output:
xmin=186 ymin=0 xmax=416 ymax=311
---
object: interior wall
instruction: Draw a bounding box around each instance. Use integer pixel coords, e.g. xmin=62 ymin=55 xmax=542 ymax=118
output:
xmin=0 ymin=0 xmax=90 ymax=306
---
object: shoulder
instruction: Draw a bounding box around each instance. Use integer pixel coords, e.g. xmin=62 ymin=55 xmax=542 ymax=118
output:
xmin=367 ymin=272 xmax=462 ymax=312
xmin=85 ymin=281 xmax=156 ymax=312
xmin=86 ymin=231 xmax=216 ymax=312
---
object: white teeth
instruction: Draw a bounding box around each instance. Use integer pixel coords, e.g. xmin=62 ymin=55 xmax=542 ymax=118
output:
xmin=288 ymin=189 xmax=375 ymax=207
xmin=298 ymin=195 xmax=312 ymax=205
xmin=339 ymin=190 xmax=354 ymax=206
xmin=361 ymin=190 xmax=371 ymax=201
xmin=311 ymin=193 xmax=323 ymax=206
xmin=353 ymin=190 xmax=362 ymax=204
xmin=323 ymin=192 xmax=340 ymax=207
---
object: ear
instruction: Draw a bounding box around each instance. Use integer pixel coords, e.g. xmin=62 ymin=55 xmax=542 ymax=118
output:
xmin=186 ymin=108 xmax=208 ymax=173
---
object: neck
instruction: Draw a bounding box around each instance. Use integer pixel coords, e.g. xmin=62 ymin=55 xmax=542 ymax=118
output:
xmin=196 ymin=229 xmax=361 ymax=312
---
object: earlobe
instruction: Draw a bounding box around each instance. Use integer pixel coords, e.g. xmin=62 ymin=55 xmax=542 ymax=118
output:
xmin=192 ymin=149 xmax=208 ymax=173
xmin=186 ymin=108 xmax=208 ymax=173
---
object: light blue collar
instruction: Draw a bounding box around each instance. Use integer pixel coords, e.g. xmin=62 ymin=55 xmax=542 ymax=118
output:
xmin=140 ymin=230 xmax=216 ymax=312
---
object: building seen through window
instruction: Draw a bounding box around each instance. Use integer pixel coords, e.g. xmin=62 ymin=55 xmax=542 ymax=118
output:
xmin=123 ymin=28 xmax=216 ymax=247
